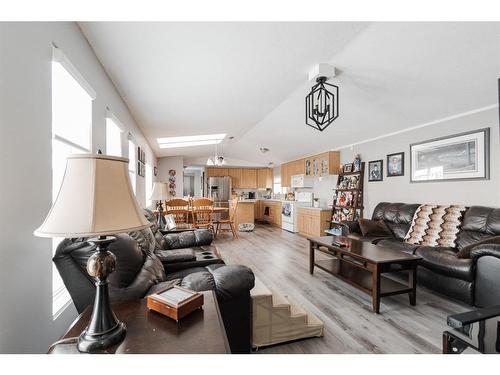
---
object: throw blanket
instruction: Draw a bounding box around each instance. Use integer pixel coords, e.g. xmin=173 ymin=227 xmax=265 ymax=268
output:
xmin=404 ymin=204 xmax=466 ymax=247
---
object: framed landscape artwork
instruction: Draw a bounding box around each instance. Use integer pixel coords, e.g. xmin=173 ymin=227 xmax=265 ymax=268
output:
xmin=410 ymin=128 xmax=490 ymax=183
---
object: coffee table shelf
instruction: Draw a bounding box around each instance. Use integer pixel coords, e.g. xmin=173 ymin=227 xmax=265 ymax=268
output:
xmin=314 ymin=258 xmax=412 ymax=297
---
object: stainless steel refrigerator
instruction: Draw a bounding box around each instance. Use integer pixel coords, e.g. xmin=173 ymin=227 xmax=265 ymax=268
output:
xmin=207 ymin=176 xmax=232 ymax=219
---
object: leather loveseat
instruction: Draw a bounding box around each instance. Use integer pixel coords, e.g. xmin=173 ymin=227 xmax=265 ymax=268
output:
xmin=342 ymin=202 xmax=500 ymax=307
xmin=53 ymin=211 xmax=255 ymax=353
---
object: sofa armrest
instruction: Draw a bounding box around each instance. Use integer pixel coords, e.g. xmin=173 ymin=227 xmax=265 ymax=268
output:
xmin=471 ymin=244 xmax=500 ymax=307
xmin=470 ymin=244 xmax=500 ymax=261
xmin=339 ymin=220 xmax=361 ymax=235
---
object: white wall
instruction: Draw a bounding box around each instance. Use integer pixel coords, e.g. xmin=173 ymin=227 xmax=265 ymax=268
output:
xmin=339 ymin=107 xmax=500 ymax=217
xmin=157 ymin=156 xmax=184 ymax=198
xmin=0 ymin=22 xmax=156 ymax=353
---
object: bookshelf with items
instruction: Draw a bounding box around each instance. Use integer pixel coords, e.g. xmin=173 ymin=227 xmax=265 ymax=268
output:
xmin=325 ymin=159 xmax=365 ymax=236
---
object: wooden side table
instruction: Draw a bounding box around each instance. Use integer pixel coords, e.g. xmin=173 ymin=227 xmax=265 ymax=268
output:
xmin=48 ymin=291 xmax=230 ymax=354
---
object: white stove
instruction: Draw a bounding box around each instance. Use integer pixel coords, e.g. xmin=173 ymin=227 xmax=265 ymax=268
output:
xmin=281 ymin=192 xmax=313 ymax=233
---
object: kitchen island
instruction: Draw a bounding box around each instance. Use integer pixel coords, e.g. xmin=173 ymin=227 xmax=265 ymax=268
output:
xmin=231 ymin=199 xmax=256 ymax=229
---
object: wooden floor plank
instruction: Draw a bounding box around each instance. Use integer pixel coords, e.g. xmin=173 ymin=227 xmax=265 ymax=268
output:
xmin=214 ymin=223 xmax=468 ymax=354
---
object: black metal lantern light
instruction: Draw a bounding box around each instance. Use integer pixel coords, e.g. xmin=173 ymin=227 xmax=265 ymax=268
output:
xmin=305 ymin=76 xmax=339 ymax=132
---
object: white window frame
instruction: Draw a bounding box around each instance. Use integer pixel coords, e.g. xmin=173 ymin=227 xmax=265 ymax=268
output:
xmin=51 ymin=45 xmax=95 ymax=319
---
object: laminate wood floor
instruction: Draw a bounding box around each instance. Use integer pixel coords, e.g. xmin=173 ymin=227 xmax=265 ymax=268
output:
xmin=214 ymin=223 xmax=469 ymax=354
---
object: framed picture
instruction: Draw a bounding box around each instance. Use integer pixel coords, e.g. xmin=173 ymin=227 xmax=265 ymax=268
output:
xmin=368 ymin=160 xmax=383 ymax=181
xmin=386 ymin=152 xmax=404 ymax=177
xmin=343 ymin=163 xmax=353 ymax=173
xmin=410 ymin=128 xmax=490 ymax=183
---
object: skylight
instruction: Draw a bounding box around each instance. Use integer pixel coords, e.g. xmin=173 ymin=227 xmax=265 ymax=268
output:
xmin=157 ymin=133 xmax=226 ymax=148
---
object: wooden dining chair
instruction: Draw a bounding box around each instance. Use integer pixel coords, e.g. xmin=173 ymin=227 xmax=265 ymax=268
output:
xmin=165 ymin=198 xmax=190 ymax=228
xmin=191 ymin=198 xmax=215 ymax=231
xmin=214 ymin=197 xmax=239 ymax=239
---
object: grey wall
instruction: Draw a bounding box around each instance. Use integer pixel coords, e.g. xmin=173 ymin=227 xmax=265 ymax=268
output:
xmin=0 ymin=22 xmax=156 ymax=353
xmin=339 ymin=107 xmax=500 ymax=217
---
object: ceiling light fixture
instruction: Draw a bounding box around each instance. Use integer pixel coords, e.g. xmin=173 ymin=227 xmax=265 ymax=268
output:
xmin=259 ymin=147 xmax=270 ymax=153
xmin=157 ymin=133 xmax=226 ymax=149
xmin=305 ymin=63 xmax=339 ymax=132
xmin=206 ymin=143 xmax=226 ymax=167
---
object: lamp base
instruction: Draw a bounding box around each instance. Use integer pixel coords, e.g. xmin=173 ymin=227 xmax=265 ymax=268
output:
xmin=77 ymin=321 xmax=126 ymax=353
xmin=77 ymin=236 xmax=127 ymax=353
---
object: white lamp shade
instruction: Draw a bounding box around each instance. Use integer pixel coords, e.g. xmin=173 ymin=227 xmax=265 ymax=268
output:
xmin=149 ymin=182 xmax=169 ymax=201
xmin=34 ymin=154 xmax=151 ymax=238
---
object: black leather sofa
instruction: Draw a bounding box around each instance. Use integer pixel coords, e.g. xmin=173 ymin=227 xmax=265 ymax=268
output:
xmin=342 ymin=202 xmax=500 ymax=307
xmin=53 ymin=211 xmax=255 ymax=353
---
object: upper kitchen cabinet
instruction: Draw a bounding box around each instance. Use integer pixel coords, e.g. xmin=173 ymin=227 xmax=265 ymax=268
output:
xmin=227 ymin=168 xmax=242 ymax=188
xmin=282 ymin=151 xmax=340 ymax=183
xmin=241 ymin=168 xmax=257 ymax=189
xmin=207 ymin=167 xmax=228 ymax=177
xmin=257 ymin=168 xmax=273 ymax=189
xmin=304 ymin=151 xmax=340 ymax=177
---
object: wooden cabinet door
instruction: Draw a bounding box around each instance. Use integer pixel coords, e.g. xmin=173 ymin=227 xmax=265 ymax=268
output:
xmin=281 ymin=163 xmax=290 ymax=187
xmin=257 ymin=168 xmax=267 ymax=189
xmin=217 ymin=168 xmax=228 ymax=177
xmin=328 ymin=151 xmax=341 ymax=175
xmin=207 ymin=168 xmax=216 ymax=177
xmin=241 ymin=169 xmax=257 ymax=188
xmin=266 ymin=168 xmax=273 ymax=189
xmin=227 ymin=168 xmax=242 ymax=188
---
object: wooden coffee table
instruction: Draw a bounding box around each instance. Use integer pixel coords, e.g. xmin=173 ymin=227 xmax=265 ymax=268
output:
xmin=308 ymin=236 xmax=422 ymax=313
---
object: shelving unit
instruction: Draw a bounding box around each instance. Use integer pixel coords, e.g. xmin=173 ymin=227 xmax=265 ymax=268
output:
xmin=326 ymin=162 xmax=365 ymax=236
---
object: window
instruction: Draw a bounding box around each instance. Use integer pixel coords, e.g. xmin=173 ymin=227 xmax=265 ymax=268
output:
xmin=145 ymin=161 xmax=153 ymax=208
xmin=128 ymin=139 xmax=137 ymax=194
xmin=106 ymin=116 xmax=122 ymax=157
xmin=51 ymin=52 xmax=94 ymax=318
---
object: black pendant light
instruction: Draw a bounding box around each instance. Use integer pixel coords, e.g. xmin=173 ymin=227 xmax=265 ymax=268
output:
xmin=305 ymin=76 xmax=339 ymax=132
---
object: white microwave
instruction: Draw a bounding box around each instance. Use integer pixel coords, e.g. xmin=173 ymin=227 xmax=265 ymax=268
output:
xmin=291 ymin=174 xmax=314 ymax=188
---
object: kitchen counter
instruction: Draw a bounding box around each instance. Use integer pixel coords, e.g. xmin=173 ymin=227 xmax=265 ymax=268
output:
xmin=299 ymin=206 xmax=331 ymax=211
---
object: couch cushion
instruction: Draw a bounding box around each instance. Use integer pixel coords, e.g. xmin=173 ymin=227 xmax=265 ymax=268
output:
xmin=456 ymin=206 xmax=500 ymax=250
xmin=359 ymin=219 xmax=393 ymax=237
xmin=371 ymin=202 xmax=420 ymax=239
xmin=415 ymin=246 xmax=473 ymax=281
xmin=376 ymin=238 xmax=419 ymax=255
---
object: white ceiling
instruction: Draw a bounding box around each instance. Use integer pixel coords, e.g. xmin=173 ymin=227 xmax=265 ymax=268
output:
xmin=80 ymin=22 xmax=500 ymax=166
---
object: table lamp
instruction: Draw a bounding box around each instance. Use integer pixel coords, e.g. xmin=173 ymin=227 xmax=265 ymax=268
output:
xmin=34 ymin=154 xmax=151 ymax=352
xmin=149 ymin=182 xmax=169 ymax=227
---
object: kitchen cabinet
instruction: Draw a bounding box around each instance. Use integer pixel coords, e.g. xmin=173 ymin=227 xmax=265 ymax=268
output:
xmin=297 ymin=208 xmax=330 ymax=237
xmin=283 ymin=151 xmax=340 ymax=181
xmin=232 ymin=201 xmax=255 ymax=229
xmin=207 ymin=168 xmax=228 ymax=177
xmin=241 ymin=169 xmax=257 ymax=189
xmin=257 ymin=168 xmax=273 ymax=189
xmin=227 ymin=168 xmax=242 ymax=188
xmin=259 ymin=200 xmax=282 ymax=227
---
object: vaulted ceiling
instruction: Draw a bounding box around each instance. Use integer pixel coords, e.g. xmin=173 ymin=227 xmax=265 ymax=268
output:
xmin=80 ymin=22 xmax=500 ymax=166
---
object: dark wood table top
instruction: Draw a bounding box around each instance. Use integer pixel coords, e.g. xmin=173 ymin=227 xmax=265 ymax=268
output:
xmin=48 ymin=291 xmax=230 ymax=354
xmin=308 ymin=235 xmax=421 ymax=264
